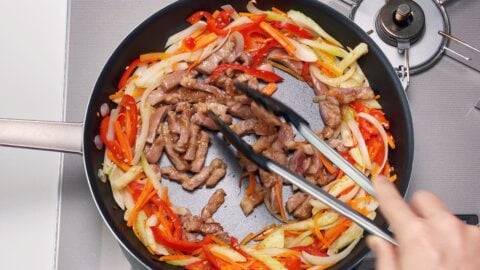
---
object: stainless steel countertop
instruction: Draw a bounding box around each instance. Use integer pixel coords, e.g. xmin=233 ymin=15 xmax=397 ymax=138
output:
xmin=56 ymin=0 xmax=480 ymax=269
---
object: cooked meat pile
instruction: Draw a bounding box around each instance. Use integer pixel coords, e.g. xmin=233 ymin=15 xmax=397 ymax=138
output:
xmin=145 ymin=33 xmax=377 ymax=221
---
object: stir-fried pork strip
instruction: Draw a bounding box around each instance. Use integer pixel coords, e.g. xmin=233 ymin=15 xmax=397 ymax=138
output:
xmin=311 ymin=69 xmax=329 ymax=96
xmin=184 ymin=124 xmax=200 ymax=161
xmin=317 ymin=168 xmax=338 ymax=186
xmin=182 ymin=158 xmax=226 ymax=190
xmin=227 ymin=101 xmax=253 ymax=119
xmin=182 ymin=214 xmax=225 ymax=235
xmin=183 ymin=232 xmax=201 ymax=242
xmin=288 ymin=148 xmax=308 ymax=177
xmin=252 ymin=135 xmax=277 ymax=153
xmin=240 ymin=180 xmax=265 ymax=215
xmin=266 ymin=184 xmax=281 ymax=214
xmin=214 ymin=75 xmax=235 ymax=96
xmin=286 ymin=192 xmax=309 ymax=214
xmin=238 ymin=153 xmax=258 ymax=173
xmin=191 ymin=112 xmax=218 ymax=130
xmin=307 ymin=150 xmax=323 ymax=175
xmin=196 ymin=35 xmax=236 ymax=74
xmin=190 ymin=131 xmax=211 ymax=173
xmin=259 ymin=170 xmax=279 ymax=189
xmin=176 ymin=87 xmax=219 ymax=103
xmin=277 ymin=123 xmax=295 ymax=150
xmin=175 ymin=107 xmax=192 ymax=153
xmin=327 ymin=138 xmax=349 ymax=153
xmin=166 ymin=111 xmax=181 ymax=135
xmin=253 ymin=122 xmax=277 ymax=136
xmin=161 ymin=166 xmax=190 ymax=183
xmin=234 ymin=73 xmax=259 ymax=90
xmin=161 ymin=124 xmax=190 ymax=171
xmin=205 ymin=159 xmax=227 ymax=187
xmin=146 ymin=70 xmax=185 ymax=105
xmin=181 ymin=76 xmax=225 ymax=98
xmin=230 ymin=118 xmax=257 ymax=136
xmin=328 ymin=87 xmax=375 ymax=104
xmin=292 ymin=195 xmax=313 ymax=219
xmin=236 ymin=51 xmax=252 ymax=66
xmin=268 ymin=48 xmax=303 ymax=75
xmin=251 ymin=102 xmax=282 ymax=126
xmin=145 ymin=136 xmax=165 ymax=164
xmin=318 ymin=95 xmax=342 ymax=129
xmin=146 ymin=105 xmax=171 ymax=144
xmin=201 ymin=189 xmax=226 ymax=219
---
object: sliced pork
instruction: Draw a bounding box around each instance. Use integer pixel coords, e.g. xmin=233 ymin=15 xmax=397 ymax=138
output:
xmin=190 ymin=131 xmax=210 ymax=173
xmin=146 ymin=105 xmax=171 ymax=144
xmin=145 ymin=136 xmax=165 ymax=164
xmin=201 ymin=189 xmax=226 ymax=219
xmin=161 ymin=124 xmax=189 ymax=171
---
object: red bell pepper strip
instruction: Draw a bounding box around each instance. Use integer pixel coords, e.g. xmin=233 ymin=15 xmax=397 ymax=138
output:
xmin=251 ymin=39 xmax=279 ymax=67
xmin=210 ymin=64 xmax=283 ymax=83
xmin=183 ymin=37 xmax=197 ymax=50
xmin=301 ymin=62 xmax=313 ymax=86
xmin=117 ymin=58 xmax=141 ymax=90
xmin=185 ymin=260 xmax=213 ymax=270
xmin=119 ymin=95 xmax=138 ymax=145
xmin=187 ymin=11 xmax=214 ymax=24
xmin=100 ymin=116 xmax=124 ymax=161
xmin=203 ymin=247 xmax=225 ymax=270
xmin=150 ymin=226 xmax=213 ymax=252
xmin=157 ymin=199 xmax=183 ymax=240
xmin=278 ymin=255 xmax=301 ymax=270
xmin=291 ymin=244 xmax=327 ymax=256
xmin=270 ymin=21 xmax=314 ymax=39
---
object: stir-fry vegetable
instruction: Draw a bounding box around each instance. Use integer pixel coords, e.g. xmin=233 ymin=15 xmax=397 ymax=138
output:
xmin=96 ymin=3 xmax=397 ymax=269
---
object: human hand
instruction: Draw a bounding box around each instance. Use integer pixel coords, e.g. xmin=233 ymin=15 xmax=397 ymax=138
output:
xmin=367 ymin=177 xmax=480 ymax=270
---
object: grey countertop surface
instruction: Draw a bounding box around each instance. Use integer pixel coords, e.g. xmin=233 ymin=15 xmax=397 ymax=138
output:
xmin=57 ymin=0 xmax=480 ymax=269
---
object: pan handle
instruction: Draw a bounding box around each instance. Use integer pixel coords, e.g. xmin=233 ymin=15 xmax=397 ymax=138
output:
xmin=0 ymin=118 xmax=83 ymax=154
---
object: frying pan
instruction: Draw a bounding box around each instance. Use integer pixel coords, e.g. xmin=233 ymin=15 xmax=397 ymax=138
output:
xmin=0 ymin=0 xmax=414 ymax=269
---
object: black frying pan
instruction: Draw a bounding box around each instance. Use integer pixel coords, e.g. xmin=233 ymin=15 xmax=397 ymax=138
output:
xmin=0 ymin=0 xmax=413 ymax=269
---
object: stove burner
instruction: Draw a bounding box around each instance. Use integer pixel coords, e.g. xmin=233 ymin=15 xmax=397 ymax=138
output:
xmin=376 ymin=0 xmax=425 ymax=47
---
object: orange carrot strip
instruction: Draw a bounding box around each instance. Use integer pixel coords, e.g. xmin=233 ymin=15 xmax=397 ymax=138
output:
xmin=114 ymin=121 xmax=133 ymax=163
xmin=313 ymin=213 xmax=329 ymax=247
xmin=336 ymin=170 xmax=345 ymax=180
xmin=139 ymin=52 xmax=172 ymax=63
xmin=261 ymin=83 xmax=278 ymax=96
xmin=271 ymin=7 xmax=287 ymax=16
xmin=324 ymin=219 xmax=352 ymax=247
xmin=127 ymin=181 xmax=154 ymax=227
xmin=109 ymin=90 xmax=125 ymax=100
xmin=275 ymin=181 xmax=287 ymax=221
xmin=157 ymin=211 xmax=174 ymax=237
xmin=315 ymin=60 xmax=341 ymax=77
xmin=131 ymin=87 xmax=146 ymax=99
xmin=106 ymin=150 xmax=130 ymax=171
xmin=159 ymin=254 xmax=194 ymax=261
xmin=162 ymin=186 xmax=171 ymax=206
xmin=192 ymin=32 xmax=218 ymax=51
xmin=260 ymin=22 xmax=296 ymax=55
xmin=318 ymin=154 xmax=338 ymax=174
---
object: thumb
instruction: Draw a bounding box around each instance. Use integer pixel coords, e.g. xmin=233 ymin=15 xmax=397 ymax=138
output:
xmin=366 ymin=236 xmax=398 ymax=270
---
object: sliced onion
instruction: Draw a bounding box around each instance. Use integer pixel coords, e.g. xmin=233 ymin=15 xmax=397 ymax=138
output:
xmin=246 ymin=0 xmax=264 ymax=14
xmin=302 ymin=238 xmax=360 ymax=266
xmin=232 ymin=31 xmax=245 ymax=54
xmin=221 ymin=5 xmax=239 ymax=19
xmin=347 ymin=119 xmax=371 ymax=170
xmin=358 ymin=112 xmax=389 ymax=177
xmin=310 ymin=64 xmax=355 ymax=87
xmin=165 ymin=21 xmax=206 ymax=47
xmin=287 ymin=37 xmax=318 ymax=62
xmin=100 ymin=103 xmax=110 ymax=117
xmin=97 ymin=168 xmax=107 ymax=183
xmin=94 ymin=134 xmax=103 ymax=150
xmin=106 ymin=108 xmax=119 ymax=142
xmin=225 ymin=16 xmax=253 ymax=29
xmin=198 ymin=31 xmax=231 ymax=62
xmin=340 ymin=122 xmax=354 ymax=147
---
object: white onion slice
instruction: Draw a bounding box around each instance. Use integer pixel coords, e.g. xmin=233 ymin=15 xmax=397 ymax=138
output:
xmin=221 ymin=5 xmax=239 ymax=19
xmin=347 ymin=119 xmax=371 ymax=170
xmin=225 ymin=16 xmax=253 ymax=29
xmin=246 ymin=0 xmax=264 ymax=14
xmin=94 ymin=135 xmax=103 ymax=150
xmin=357 ymin=112 xmax=389 ymax=177
xmin=302 ymin=238 xmax=360 ymax=266
xmin=340 ymin=122 xmax=354 ymax=147
xmin=309 ymin=64 xmax=355 ymax=87
xmin=106 ymin=108 xmax=119 ymax=142
xmin=100 ymin=103 xmax=110 ymax=117
xmin=165 ymin=21 xmax=206 ymax=47
xmin=232 ymin=31 xmax=245 ymax=54
xmin=287 ymin=37 xmax=318 ymax=62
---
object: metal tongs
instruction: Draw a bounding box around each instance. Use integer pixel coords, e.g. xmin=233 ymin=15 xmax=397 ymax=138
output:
xmin=208 ymin=82 xmax=398 ymax=246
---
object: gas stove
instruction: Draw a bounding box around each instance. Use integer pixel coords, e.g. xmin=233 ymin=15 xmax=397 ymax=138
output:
xmin=55 ymin=1 xmax=480 ymax=269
